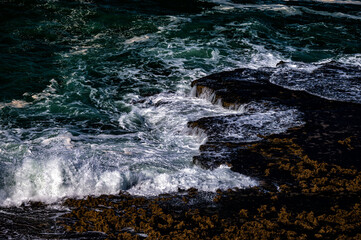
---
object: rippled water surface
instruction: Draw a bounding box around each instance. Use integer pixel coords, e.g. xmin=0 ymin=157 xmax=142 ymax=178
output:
xmin=0 ymin=0 xmax=360 ymax=207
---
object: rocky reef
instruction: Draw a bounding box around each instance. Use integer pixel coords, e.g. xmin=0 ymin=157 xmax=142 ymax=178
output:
xmin=60 ymin=62 xmax=361 ymax=239
xmin=190 ymin=62 xmax=361 ymax=184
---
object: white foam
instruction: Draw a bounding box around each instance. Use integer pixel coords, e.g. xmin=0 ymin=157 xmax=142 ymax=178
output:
xmin=218 ymin=108 xmax=303 ymax=142
xmin=41 ymin=133 xmax=73 ymax=149
xmin=195 ymin=86 xmax=218 ymax=103
xmin=128 ymin=165 xmax=257 ymax=196
xmin=0 ymin=5 xmax=299 ymax=206
xmin=0 ymin=88 xmax=260 ymax=206
xmin=0 ymin=138 xmax=145 ymax=206
xmin=335 ymin=54 xmax=361 ymax=67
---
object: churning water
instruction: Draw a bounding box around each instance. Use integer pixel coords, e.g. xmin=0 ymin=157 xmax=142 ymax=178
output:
xmin=0 ymin=0 xmax=360 ymax=206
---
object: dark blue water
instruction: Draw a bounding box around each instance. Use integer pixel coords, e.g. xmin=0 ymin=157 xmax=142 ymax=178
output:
xmin=0 ymin=0 xmax=360 ymax=206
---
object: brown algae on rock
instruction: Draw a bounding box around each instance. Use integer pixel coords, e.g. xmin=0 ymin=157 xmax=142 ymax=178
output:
xmin=61 ymin=65 xmax=361 ymax=239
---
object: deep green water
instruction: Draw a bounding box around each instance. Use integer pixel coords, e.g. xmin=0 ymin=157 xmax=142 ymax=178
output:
xmin=0 ymin=0 xmax=360 ymax=206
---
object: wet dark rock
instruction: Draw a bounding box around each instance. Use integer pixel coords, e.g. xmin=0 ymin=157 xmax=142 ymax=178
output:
xmin=59 ymin=187 xmax=361 ymax=239
xmin=53 ymin=62 xmax=361 ymax=239
xmin=0 ymin=204 xmax=69 ymax=239
xmin=190 ymin=64 xmax=361 ymax=178
xmin=6 ymin=62 xmax=361 ymax=239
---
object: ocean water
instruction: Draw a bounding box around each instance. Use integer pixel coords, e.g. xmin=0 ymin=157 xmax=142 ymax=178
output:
xmin=0 ymin=0 xmax=360 ymax=207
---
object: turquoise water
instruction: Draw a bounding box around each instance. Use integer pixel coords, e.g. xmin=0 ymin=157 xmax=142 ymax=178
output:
xmin=0 ymin=0 xmax=360 ymax=205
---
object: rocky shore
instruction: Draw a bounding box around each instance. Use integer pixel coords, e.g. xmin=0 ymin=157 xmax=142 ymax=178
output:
xmin=11 ymin=62 xmax=360 ymax=239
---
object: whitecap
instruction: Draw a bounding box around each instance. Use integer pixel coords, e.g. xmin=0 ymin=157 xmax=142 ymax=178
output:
xmin=127 ymin=165 xmax=258 ymax=196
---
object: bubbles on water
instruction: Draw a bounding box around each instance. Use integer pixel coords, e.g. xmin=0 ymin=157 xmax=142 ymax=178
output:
xmin=205 ymin=108 xmax=303 ymax=143
xmin=2 ymin=0 xmax=360 ymax=206
xmin=335 ymin=54 xmax=361 ymax=67
xmin=0 ymin=3 xmax=305 ymax=205
xmin=128 ymin=165 xmax=258 ymax=196
xmin=0 ymin=89 xmax=263 ymax=206
xmin=0 ymin=130 xmax=144 ymax=206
